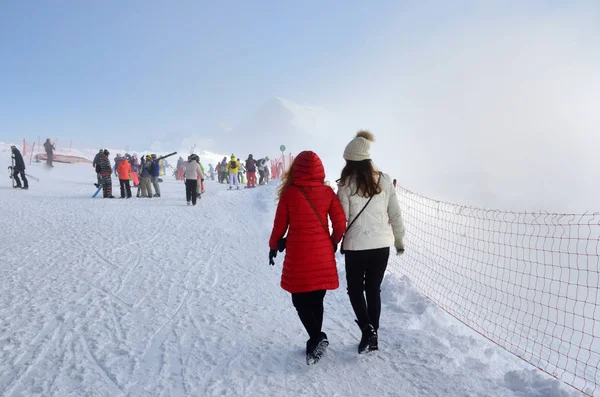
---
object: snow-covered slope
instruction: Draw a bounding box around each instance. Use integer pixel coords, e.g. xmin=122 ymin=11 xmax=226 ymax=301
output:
xmin=0 ymin=158 xmax=580 ymax=397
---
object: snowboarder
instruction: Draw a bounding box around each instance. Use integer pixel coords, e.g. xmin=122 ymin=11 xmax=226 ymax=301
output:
xmin=245 ymin=154 xmax=257 ymax=188
xmin=268 ymin=151 xmax=347 ymax=365
xmin=43 ymin=138 xmax=55 ymax=168
xmin=226 ymin=155 xmax=241 ymax=190
xmin=10 ymin=145 xmax=28 ymax=189
xmin=117 ymin=157 xmax=132 ymax=198
xmin=336 ymin=131 xmax=405 ymax=354
xmin=184 ymin=154 xmax=202 ymax=206
xmin=95 ymin=149 xmax=114 ymax=198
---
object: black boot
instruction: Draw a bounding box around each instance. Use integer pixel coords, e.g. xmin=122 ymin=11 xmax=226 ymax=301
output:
xmin=306 ymin=332 xmax=329 ymax=365
xmin=357 ymin=322 xmax=378 ymax=354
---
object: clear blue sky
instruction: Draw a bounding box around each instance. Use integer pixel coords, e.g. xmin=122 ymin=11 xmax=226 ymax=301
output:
xmin=0 ymin=1 xmax=597 ymax=149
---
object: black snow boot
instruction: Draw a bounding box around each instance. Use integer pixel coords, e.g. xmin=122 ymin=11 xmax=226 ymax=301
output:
xmin=357 ymin=322 xmax=378 ymax=354
xmin=306 ymin=332 xmax=329 ymax=365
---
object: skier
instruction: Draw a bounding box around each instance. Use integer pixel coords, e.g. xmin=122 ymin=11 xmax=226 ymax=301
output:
xmin=223 ymin=157 xmax=229 ymax=182
xmin=194 ymin=155 xmax=205 ymax=197
xmin=237 ymin=158 xmax=246 ymax=185
xmin=150 ymin=154 xmax=161 ymax=197
xmin=268 ymin=151 xmax=347 ymax=365
xmin=393 ymin=179 xmax=397 ymax=189
xmin=139 ymin=155 xmax=153 ymax=198
xmin=117 ymin=157 xmax=132 ymax=198
xmin=184 ymin=154 xmax=202 ymax=206
xmin=257 ymin=157 xmax=270 ymax=185
xmin=130 ymin=154 xmax=140 ymax=187
xmin=226 ymin=155 xmax=241 ymax=190
xmin=337 ymin=131 xmax=405 ymax=354
xmin=245 ymin=154 xmax=257 ymax=188
xmin=95 ymin=149 xmax=114 ymax=198
xmin=10 ymin=145 xmax=28 ymax=189
xmin=208 ymin=163 xmax=215 ymax=181
xmin=113 ymin=153 xmax=123 ymax=174
xmin=176 ymin=156 xmax=184 ymax=180
xmin=43 ymin=138 xmax=55 ymax=167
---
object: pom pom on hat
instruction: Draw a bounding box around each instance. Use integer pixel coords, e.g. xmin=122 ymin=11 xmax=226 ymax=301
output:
xmin=343 ymin=130 xmax=374 ymax=161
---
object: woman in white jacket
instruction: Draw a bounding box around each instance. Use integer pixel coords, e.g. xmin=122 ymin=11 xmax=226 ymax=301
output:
xmin=337 ymin=131 xmax=405 ymax=354
xmin=184 ymin=154 xmax=203 ymax=206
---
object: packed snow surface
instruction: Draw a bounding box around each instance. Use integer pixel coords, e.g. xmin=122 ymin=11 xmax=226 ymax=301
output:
xmin=0 ymin=158 xmax=582 ymax=397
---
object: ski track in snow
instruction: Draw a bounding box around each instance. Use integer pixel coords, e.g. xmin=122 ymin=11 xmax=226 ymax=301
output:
xmin=0 ymin=159 xmax=583 ymax=397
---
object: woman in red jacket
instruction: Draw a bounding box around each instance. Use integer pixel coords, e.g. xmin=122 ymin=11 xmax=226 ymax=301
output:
xmin=269 ymin=151 xmax=347 ymax=365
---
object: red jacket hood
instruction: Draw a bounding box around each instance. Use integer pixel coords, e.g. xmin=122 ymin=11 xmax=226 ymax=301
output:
xmin=292 ymin=151 xmax=325 ymax=187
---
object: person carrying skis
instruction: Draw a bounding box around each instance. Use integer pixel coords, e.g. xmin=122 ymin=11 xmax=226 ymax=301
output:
xmin=96 ymin=149 xmax=114 ymax=198
xmin=245 ymin=154 xmax=257 ymax=188
xmin=43 ymin=138 xmax=55 ymax=167
xmin=150 ymin=154 xmax=161 ymax=197
xmin=336 ymin=131 xmax=405 ymax=354
xmin=268 ymin=151 xmax=347 ymax=365
xmin=139 ymin=155 xmax=153 ymax=198
xmin=184 ymin=154 xmax=202 ymax=206
xmin=117 ymin=157 xmax=132 ymax=198
xmin=226 ymin=155 xmax=241 ymax=190
xmin=10 ymin=145 xmax=28 ymax=189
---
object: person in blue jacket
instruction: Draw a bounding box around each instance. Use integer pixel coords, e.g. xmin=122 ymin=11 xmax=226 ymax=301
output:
xmin=151 ymin=154 xmax=161 ymax=197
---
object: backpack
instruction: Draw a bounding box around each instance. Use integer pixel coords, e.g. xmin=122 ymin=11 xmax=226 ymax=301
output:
xmin=230 ymin=160 xmax=237 ymax=168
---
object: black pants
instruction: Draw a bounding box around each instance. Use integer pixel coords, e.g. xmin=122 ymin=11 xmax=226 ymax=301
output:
xmin=119 ymin=179 xmax=132 ymax=198
xmin=46 ymin=153 xmax=53 ymax=167
xmin=345 ymin=247 xmax=390 ymax=331
xmin=258 ymin=170 xmax=265 ymax=185
xmin=13 ymin=169 xmax=28 ymax=188
xmin=292 ymin=290 xmax=326 ymax=339
xmin=185 ymin=179 xmax=198 ymax=204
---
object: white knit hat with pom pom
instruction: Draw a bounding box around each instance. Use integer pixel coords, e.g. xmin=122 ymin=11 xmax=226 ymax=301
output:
xmin=343 ymin=130 xmax=374 ymax=161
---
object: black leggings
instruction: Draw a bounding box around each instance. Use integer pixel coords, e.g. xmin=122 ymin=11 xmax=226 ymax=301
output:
xmin=345 ymin=247 xmax=389 ymax=331
xmin=291 ymin=290 xmax=326 ymax=339
xmin=185 ymin=179 xmax=198 ymax=204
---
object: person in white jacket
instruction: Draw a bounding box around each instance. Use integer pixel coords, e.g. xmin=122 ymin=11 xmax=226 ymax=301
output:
xmin=337 ymin=130 xmax=405 ymax=354
xmin=184 ymin=154 xmax=203 ymax=206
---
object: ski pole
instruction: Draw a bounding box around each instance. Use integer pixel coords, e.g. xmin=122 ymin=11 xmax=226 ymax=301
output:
xmin=25 ymin=173 xmax=40 ymax=182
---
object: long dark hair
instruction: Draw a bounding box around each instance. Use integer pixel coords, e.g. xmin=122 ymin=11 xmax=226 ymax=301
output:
xmin=338 ymin=160 xmax=381 ymax=198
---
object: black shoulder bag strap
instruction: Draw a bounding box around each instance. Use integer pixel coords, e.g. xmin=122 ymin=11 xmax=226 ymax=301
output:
xmin=340 ymin=173 xmax=382 ymax=254
xmin=297 ymin=186 xmax=330 ymax=235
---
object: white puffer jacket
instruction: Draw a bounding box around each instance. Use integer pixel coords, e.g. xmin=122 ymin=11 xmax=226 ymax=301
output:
xmin=337 ymin=173 xmax=405 ymax=252
xmin=184 ymin=161 xmax=202 ymax=180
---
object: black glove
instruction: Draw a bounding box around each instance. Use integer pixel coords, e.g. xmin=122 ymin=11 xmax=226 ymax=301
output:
xmin=333 ymin=242 xmax=338 ymax=253
xmin=269 ymin=249 xmax=277 ymax=266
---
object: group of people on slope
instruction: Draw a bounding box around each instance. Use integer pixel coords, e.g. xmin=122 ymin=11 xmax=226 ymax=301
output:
xmin=268 ymin=131 xmax=405 ymax=364
xmin=214 ymin=154 xmax=271 ymax=189
xmin=92 ymin=149 xmax=164 ymax=199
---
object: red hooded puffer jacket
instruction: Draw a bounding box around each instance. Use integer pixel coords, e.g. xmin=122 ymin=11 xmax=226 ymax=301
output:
xmin=269 ymin=151 xmax=347 ymax=293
